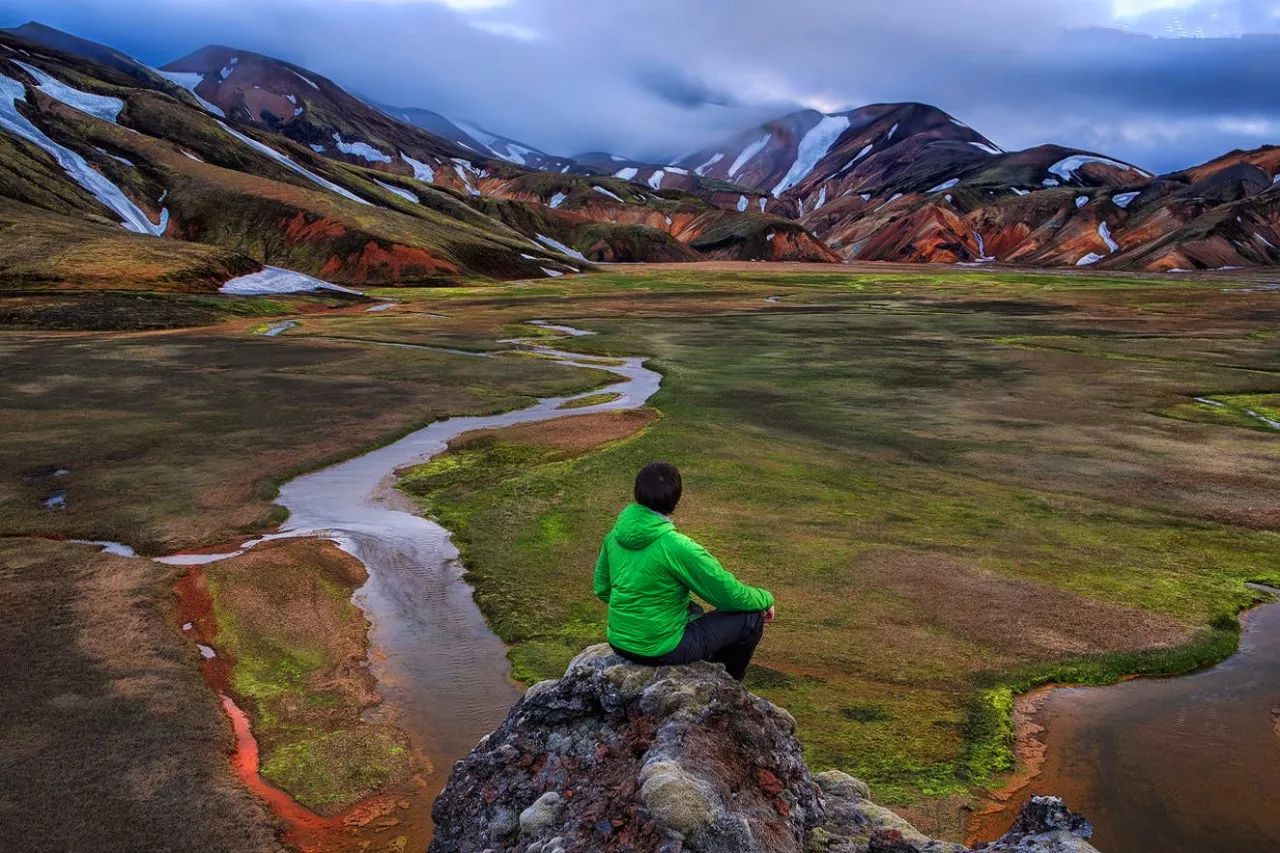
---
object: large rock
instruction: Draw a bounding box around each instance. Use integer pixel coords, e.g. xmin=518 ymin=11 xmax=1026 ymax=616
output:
xmin=429 ymin=644 xmax=1099 ymax=853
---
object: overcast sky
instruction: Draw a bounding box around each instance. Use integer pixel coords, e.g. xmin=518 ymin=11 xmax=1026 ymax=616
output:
xmin=7 ymin=0 xmax=1279 ymax=172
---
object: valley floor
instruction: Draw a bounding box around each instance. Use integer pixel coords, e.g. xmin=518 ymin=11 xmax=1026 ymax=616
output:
xmin=3 ymin=264 xmax=1279 ymax=849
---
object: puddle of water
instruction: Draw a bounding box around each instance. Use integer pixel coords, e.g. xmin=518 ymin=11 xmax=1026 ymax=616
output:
xmin=69 ymin=539 xmax=137 ymax=557
xmin=969 ymin=590 xmax=1280 ymax=850
xmin=259 ymin=320 xmax=299 ymax=337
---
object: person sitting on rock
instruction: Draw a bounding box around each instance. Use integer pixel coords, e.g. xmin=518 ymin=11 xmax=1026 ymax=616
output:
xmin=593 ymin=461 xmax=775 ymax=681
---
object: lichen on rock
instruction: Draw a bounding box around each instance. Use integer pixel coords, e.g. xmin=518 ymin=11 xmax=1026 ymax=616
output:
xmin=429 ymin=644 xmax=1099 ymax=853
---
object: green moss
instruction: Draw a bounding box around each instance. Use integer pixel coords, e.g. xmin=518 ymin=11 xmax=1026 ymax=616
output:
xmin=259 ymin=727 xmax=414 ymax=815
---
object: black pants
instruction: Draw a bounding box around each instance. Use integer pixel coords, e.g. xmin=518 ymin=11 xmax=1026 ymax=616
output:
xmin=613 ymin=609 xmax=765 ymax=681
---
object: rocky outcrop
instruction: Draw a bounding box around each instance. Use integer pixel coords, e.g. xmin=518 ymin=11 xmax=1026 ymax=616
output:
xmin=429 ymin=645 xmax=1099 ymax=853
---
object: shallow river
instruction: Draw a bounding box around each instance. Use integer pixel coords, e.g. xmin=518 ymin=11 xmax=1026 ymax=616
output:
xmin=970 ymin=589 xmax=1280 ymax=851
xmin=272 ymin=333 xmax=659 ymax=789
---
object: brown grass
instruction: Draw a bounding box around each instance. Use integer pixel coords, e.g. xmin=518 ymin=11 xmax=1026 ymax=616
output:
xmin=450 ymin=409 xmax=659 ymax=455
xmin=0 ymin=538 xmax=283 ymax=852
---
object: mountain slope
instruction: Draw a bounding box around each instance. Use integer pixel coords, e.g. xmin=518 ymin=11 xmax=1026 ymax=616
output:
xmin=0 ymin=32 xmax=584 ymax=288
xmin=382 ymin=103 xmax=577 ymax=173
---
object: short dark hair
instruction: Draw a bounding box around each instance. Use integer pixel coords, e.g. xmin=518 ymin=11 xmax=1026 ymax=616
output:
xmin=634 ymin=462 xmax=682 ymax=515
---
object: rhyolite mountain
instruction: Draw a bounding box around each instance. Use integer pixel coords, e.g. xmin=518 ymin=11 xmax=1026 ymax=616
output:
xmin=594 ymin=102 xmax=1280 ymax=271
xmin=0 ymin=24 xmax=833 ymax=297
xmin=1 ymin=19 xmax=1277 ymax=282
xmin=381 ymin=102 xmax=578 ymax=174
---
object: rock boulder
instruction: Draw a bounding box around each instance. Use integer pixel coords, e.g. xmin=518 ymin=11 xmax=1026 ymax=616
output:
xmin=429 ymin=645 xmax=1098 ymax=853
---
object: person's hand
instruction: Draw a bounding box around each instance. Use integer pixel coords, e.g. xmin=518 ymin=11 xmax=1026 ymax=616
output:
xmin=763 ymin=605 xmax=776 ymax=624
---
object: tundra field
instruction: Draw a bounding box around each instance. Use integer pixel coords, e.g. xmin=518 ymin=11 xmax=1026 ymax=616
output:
xmin=2 ymin=263 xmax=1279 ymax=850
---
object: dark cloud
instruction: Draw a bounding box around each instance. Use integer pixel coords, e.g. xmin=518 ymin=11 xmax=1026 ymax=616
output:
xmin=635 ymin=66 xmax=738 ymax=109
xmin=3 ymin=0 xmax=1277 ymax=172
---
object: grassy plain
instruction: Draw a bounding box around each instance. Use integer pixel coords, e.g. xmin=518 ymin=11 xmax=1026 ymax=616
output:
xmin=0 ymin=297 xmax=609 ymax=850
xmin=4 ymin=263 xmax=1280 ymax=846
xmin=396 ymin=265 xmax=1280 ymax=833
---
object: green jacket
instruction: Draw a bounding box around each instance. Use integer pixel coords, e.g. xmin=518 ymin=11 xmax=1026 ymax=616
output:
xmin=593 ymin=503 xmax=774 ymax=657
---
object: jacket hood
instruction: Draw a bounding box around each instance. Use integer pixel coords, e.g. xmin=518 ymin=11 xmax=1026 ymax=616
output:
xmin=612 ymin=502 xmax=674 ymax=550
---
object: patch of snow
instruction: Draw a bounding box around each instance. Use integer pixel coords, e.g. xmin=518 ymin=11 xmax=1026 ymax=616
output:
xmin=843 ymin=144 xmax=874 ymax=173
xmin=541 ymin=267 xmax=564 ymax=277
xmin=885 ymin=122 xmax=899 ymax=140
xmin=69 ymin=540 xmax=137 ymax=557
xmin=332 ymin=133 xmax=391 ymax=164
xmin=221 ymin=266 xmax=363 ymax=296
xmin=608 ymin=154 xmax=626 ymax=162
xmin=694 ymin=151 xmax=724 ymax=176
xmin=766 ymin=232 xmax=776 ymax=242
xmin=814 ymin=186 xmax=827 ymax=209
xmin=1048 ymin=154 xmax=1150 ymax=182
xmin=1254 ymin=232 xmax=1277 ymax=251
xmin=772 ymin=114 xmax=850 ymax=196
xmin=647 ymin=170 xmax=665 ymax=190
xmin=197 ymin=644 xmax=217 ymax=660
xmin=14 ymin=61 xmax=124 ymax=123
xmin=43 ymin=492 xmax=66 ymax=509
xmin=374 ymin=178 xmax=419 ymax=203
xmin=219 ymin=121 xmax=369 ymax=204
xmin=758 ymin=198 xmax=766 ymax=213
xmin=219 ymin=58 xmax=237 ymax=81
xmin=1076 ymin=252 xmax=1105 ymax=266
xmin=401 ymin=153 xmax=435 ymax=182
xmin=535 ymin=234 xmax=588 ymax=261
xmin=309 ymin=143 xmax=326 ymax=153
xmin=944 ymin=193 xmax=953 ymax=204
xmin=1098 ymin=221 xmax=1119 ymax=253
xmin=155 ymin=69 xmax=225 ymax=116
xmin=729 ymin=134 xmax=771 ymax=178
xmin=1042 ymin=178 xmax=1060 ymax=187
xmin=0 ymin=72 xmax=167 ymax=234
xmin=181 ymin=149 xmax=203 ymax=162
xmin=290 ymin=69 xmax=320 ymax=90
xmin=859 ymin=193 xmax=871 ymax=202
xmin=613 ymin=166 xmax=638 ymax=180
xmin=95 ymin=146 xmax=134 ymax=167
xmin=1195 ymin=396 xmax=1226 ymax=408
xmin=665 ymin=166 xmax=689 ymax=175
xmin=452 ymin=163 xmax=481 ymax=195
xmin=664 ymin=215 xmax=673 ymax=225
xmin=548 ymin=191 xmax=567 ymax=209
xmin=366 ymin=302 xmax=396 ymax=312
xmin=973 ymin=231 xmax=994 ymax=262
xmin=737 ymin=194 xmax=749 ymax=212
xmin=875 ymin=192 xmax=903 ymax=212
xmin=592 ymin=185 xmax=624 ymax=202
xmin=928 ymin=178 xmax=960 ymax=193
xmin=969 ymin=141 xmax=1003 ymax=155
xmin=1075 ymin=195 xmax=1089 ymax=208
xmin=293 ymin=106 xmax=303 ymax=118
xmin=285 ymin=94 xmax=297 ymax=105
xmin=182 ymin=622 xmax=194 ymax=631
xmin=1011 ymin=187 xmax=1030 ymax=196
xmin=1112 ymin=191 xmax=1140 ymax=209
xmin=950 ymin=118 xmax=969 ymax=128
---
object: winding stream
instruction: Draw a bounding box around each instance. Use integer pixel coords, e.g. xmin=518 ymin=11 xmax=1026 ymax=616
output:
xmin=273 ymin=332 xmax=658 ymax=781
xmin=969 ymin=587 xmax=1280 ymax=851
xmin=161 ymin=324 xmax=660 ymax=840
